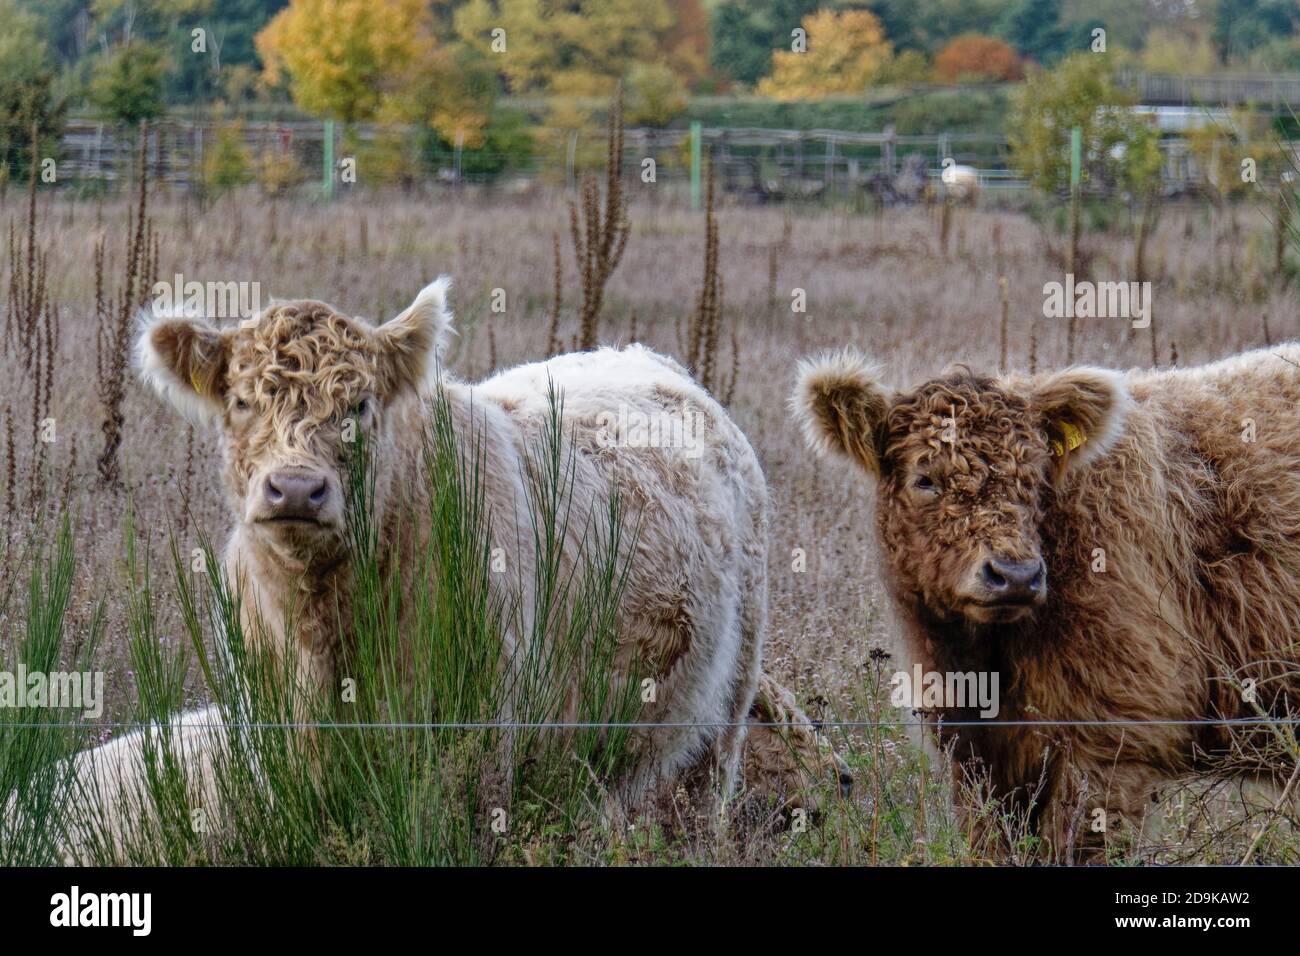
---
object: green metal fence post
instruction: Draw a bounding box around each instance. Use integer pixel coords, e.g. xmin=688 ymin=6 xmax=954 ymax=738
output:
xmin=323 ymin=118 xmax=335 ymax=201
xmin=690 ymin=121 xmax=702 ymax=210
xmin=1070 ymin=126 xmax=1082 ymax=190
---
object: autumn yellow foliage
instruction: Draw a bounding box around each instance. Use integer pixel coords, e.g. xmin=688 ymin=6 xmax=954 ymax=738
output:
xmin=256 ymin=0 xmax=435 ymax=124
xmin=758 ymin=10 xmax=893 ymax=100
xmin=378 ymin=45 xmax=497 ymax=149
xmin=454 ymin=0 xmax=672 ymax=96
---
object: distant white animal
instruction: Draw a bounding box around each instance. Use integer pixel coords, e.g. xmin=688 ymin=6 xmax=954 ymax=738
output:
xmin=940 ymin=163 xmax=980 ymax=203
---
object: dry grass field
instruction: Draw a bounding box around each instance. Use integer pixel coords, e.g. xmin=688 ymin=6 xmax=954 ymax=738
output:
xmin=2 ymin=184 xmax=1297 ymax=864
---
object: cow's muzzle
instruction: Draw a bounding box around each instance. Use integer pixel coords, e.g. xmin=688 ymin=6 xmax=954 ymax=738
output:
xmin=958 ymin=554 xmax=1047 ymax=622
xmin=259 ymin=469 xmax=330 ymax=524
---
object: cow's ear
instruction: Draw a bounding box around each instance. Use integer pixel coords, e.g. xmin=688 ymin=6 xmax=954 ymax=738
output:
xmin=375 ymin=277 xmax=453 ymax=397
xmin=791 ymin=350 xmax=891 ymax=478
xmin=136 ymin=315 xmax=231 ymax=424
xmin=1030 ymin=366 xmax=1130 ymax=476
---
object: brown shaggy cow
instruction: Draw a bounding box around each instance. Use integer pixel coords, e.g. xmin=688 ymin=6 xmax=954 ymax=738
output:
xmin=794 ymin=345 xmax=1300 ymax=860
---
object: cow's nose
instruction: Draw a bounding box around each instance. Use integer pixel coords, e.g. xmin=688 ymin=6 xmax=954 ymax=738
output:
xmin=264 ymin=471 xmax=328 ymax=520
xmin=980 ymin=556 xmax=1046 ymax=600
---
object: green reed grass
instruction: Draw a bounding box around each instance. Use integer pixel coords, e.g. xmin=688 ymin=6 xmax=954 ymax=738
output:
xmin=57 ymin=384 xmax=641 ymax=865
xmin=0 ymin=516 xmax=103 ymax=865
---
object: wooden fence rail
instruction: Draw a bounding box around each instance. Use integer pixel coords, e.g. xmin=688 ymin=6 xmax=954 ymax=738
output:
xmin=3 ymin=116 xmax=1294 ymax=199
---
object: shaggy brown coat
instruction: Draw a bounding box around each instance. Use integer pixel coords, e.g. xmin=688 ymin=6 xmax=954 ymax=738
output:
xmin=794 ymin=345 xmax=1300 ymax=859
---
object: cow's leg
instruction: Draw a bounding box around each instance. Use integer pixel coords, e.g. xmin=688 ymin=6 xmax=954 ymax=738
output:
xmin=711 ymin=554 xmax=766 ymax=799
xmin=945 ymin=735 xmax=1051 ymax=863
xmin=1094 ymin=764 xmax=1165 ymax=862
xmin=667 ymin=571 xmax=769 ymax=824
xmin=296 ymin=642 xmax=334 ymax=710
xmin=615 ymin=644 xmax=701 ymax=811
xmin=617 ymin=542 xmax=762 ymax=817
xmin=1041 ymin=761 xmax=1162 ymax=863
xmin=618 ymin=615 xmax=744 ymax=815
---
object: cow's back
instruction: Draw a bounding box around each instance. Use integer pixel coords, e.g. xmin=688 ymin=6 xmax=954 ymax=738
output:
xmin=472 ymin=345 xmax=768 ymax=793
xmin=1030 ymin=343 xmax=1300 ymax=755
xmin=474 ymin=344 xmax=768 ymax=667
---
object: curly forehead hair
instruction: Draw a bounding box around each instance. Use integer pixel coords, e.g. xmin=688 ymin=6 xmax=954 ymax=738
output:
xmin=230 ymin=301 xmax=378 ymax=414
xmin=885 ymin=373 xmax=1041 ymax=473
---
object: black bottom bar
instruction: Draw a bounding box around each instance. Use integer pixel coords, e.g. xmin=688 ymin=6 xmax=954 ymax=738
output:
xmin=0 ymin=865 xmax=1275 ymax=941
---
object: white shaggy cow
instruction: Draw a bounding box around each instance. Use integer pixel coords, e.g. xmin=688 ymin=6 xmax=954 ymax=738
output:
xmin=46 ymin=279 xmax=838 ymax=858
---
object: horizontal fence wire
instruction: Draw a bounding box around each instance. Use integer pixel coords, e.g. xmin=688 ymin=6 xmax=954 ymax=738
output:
xmin=9 ymin=718 xmax=1300 ymax=730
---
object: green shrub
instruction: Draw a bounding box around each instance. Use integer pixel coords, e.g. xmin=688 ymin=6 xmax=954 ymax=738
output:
xmin=201 ymin=122 xmax=254 ymax=196
xmin=422 ymin=107 xmax=535 ymax=179
xmin=67 ymin=386 xmax=639 ymax=865
xmin=0 ymin=518 xmax=102 ymax=866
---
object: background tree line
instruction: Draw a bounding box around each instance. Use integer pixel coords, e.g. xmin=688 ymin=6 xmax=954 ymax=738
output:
xmin=0 ymin=0 xmax=1297 ymax=193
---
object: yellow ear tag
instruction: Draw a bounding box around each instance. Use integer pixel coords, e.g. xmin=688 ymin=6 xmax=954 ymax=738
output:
xmin=1049 ymin=419 xmax=1086 ymax=457
xmin=190 ymin=369 xmax=204 ymax=395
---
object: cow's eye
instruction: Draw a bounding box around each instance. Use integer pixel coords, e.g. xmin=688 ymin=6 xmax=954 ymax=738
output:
xmin=234 ymin=398 xmax=250 ymax=412
xmin=352 ymin=398 xmax=369 ymax=417
xmin=913 ymin=474 xmax=936 ymax=492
